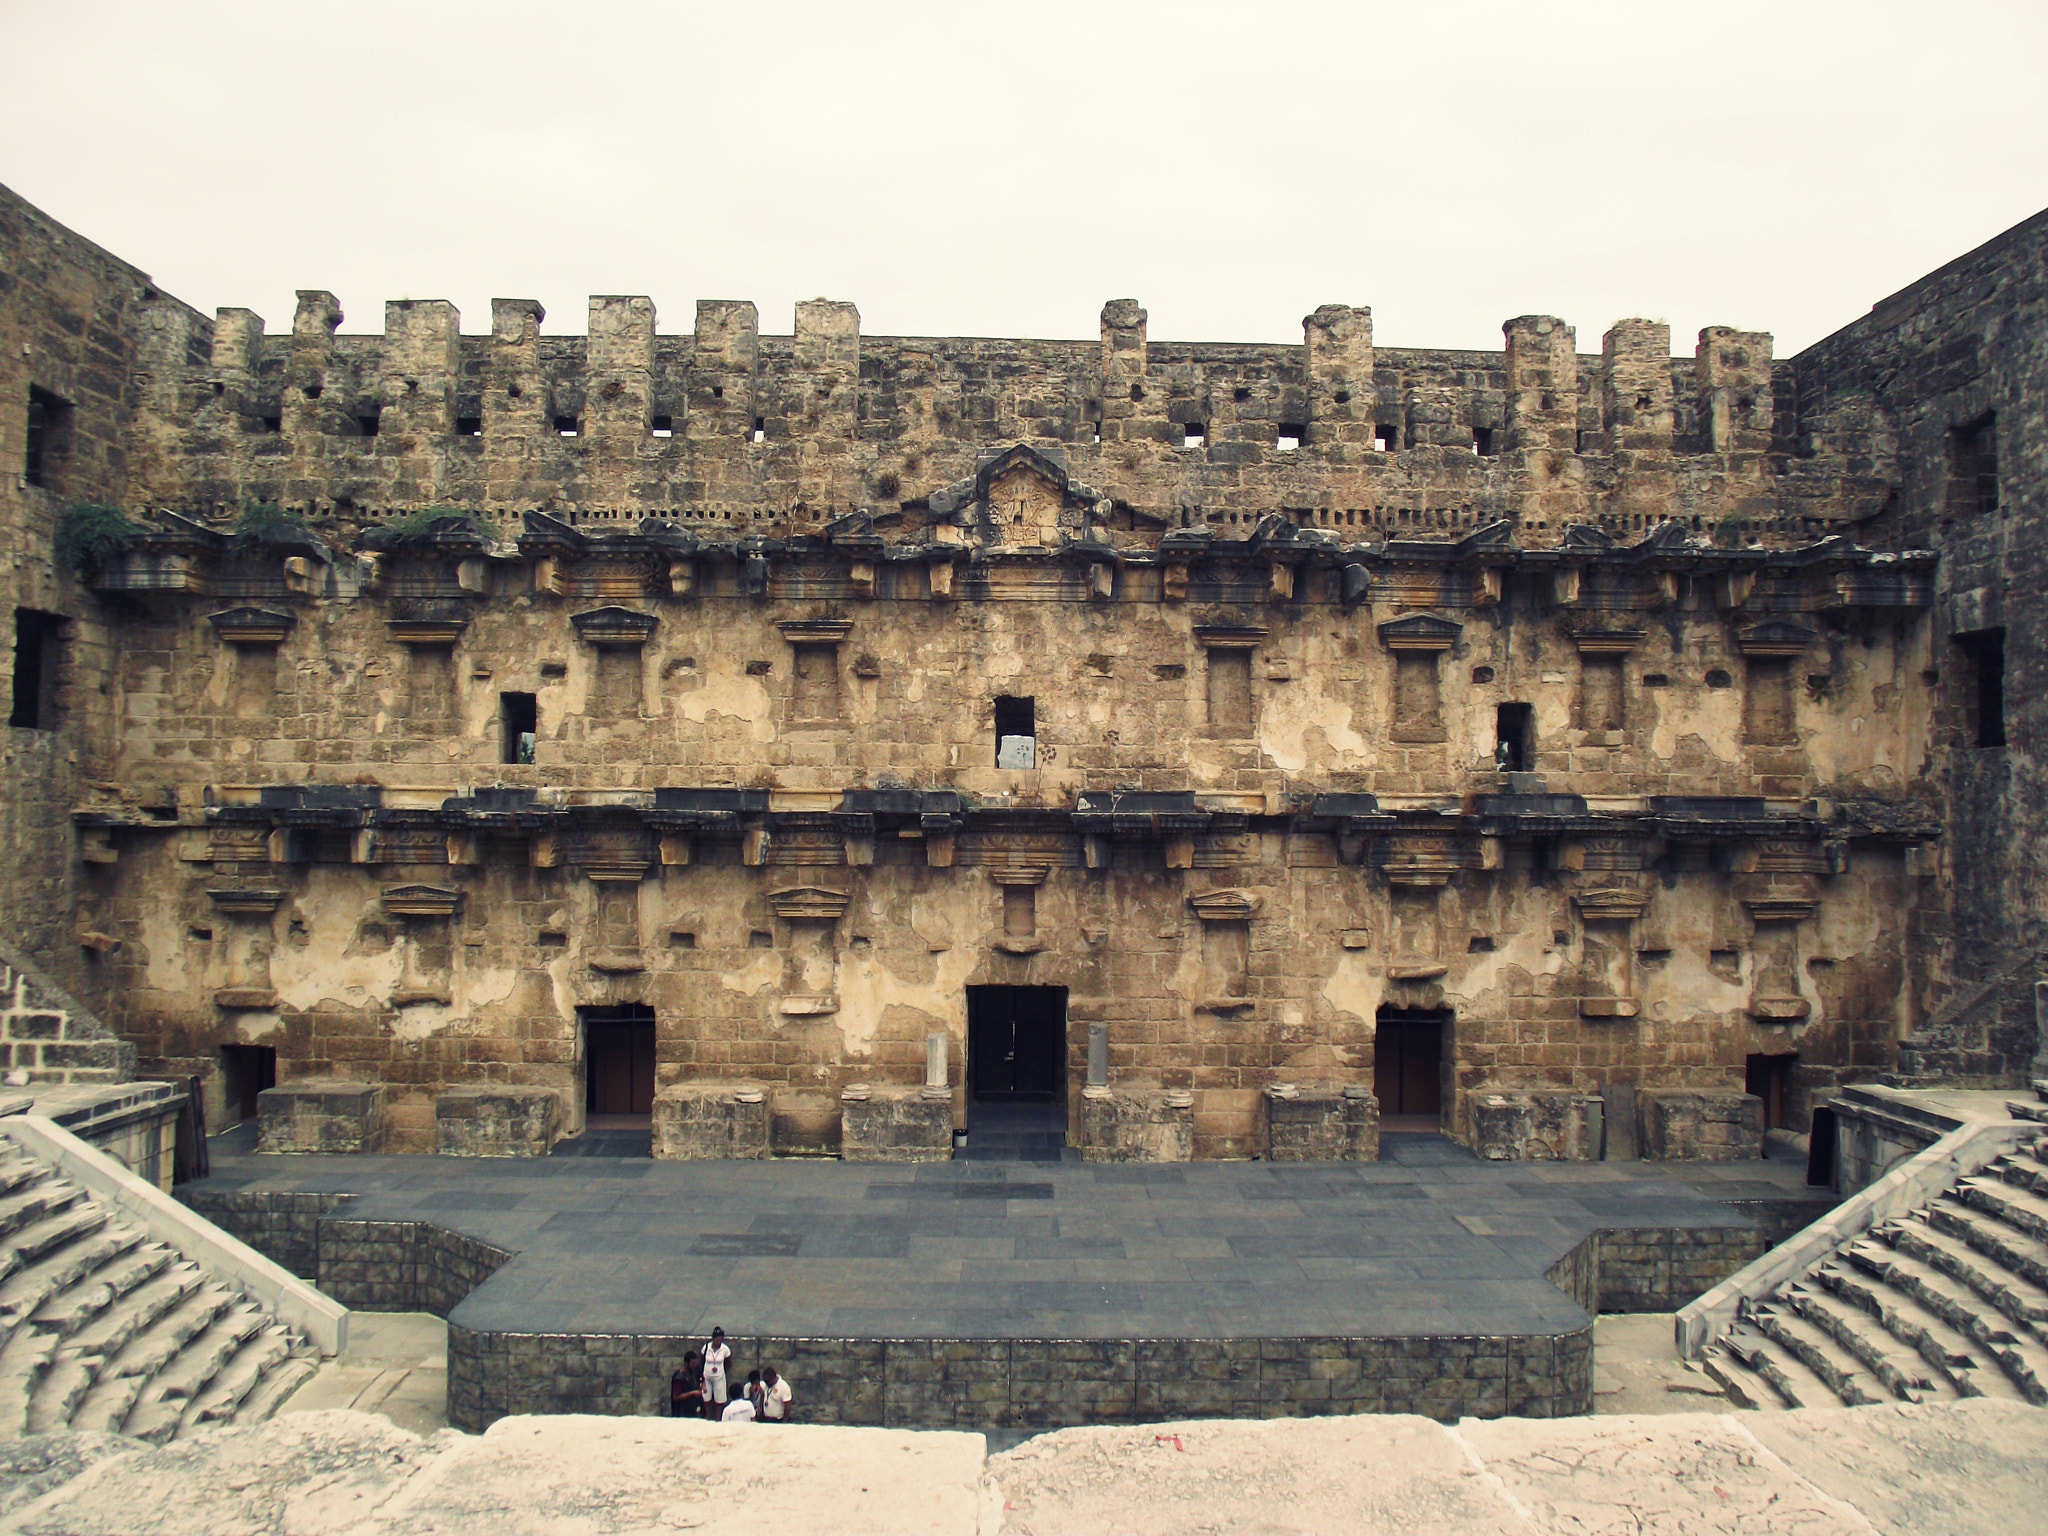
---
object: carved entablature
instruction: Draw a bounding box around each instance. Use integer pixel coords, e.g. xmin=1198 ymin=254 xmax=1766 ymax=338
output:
xmin=385 ymin=606 xmax=470 ymax=646
xmin=777 ymin=618 xmax=853 ymax=647
xmin=1377 ymin=613 xmax=1462 ymax=652
xmin=1570 ymin=627 xmax=1645 ymax=656
xmin=208 ymin=608 xmax=295 ymax=647
xmin=206 ymin=886 xmax=286 ymax=916
xmin=1191 ymin=624 xmax=1268 ymax=650
xmin=1381 ymin=837 xmax=1463 ymax=888
xmin=1572 ymin=887 xmax=1650 ymax=923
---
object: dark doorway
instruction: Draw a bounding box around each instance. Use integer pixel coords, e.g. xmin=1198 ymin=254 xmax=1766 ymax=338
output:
xmin=1374 ymin=1007 xmax=1446 ymax=1125
xmin=218 ymin=1043 xmax=277 ymax=1124
xmin=583 ymin=1004 xmax=656 ymax=1118
xmin=1495 ymin=703 xmax=1534 ymax=773
xmin=967 ymin=985 xmax=1065 ymax=1099
xmin=1745 ymin=1051 xmax=1796 ymax=1133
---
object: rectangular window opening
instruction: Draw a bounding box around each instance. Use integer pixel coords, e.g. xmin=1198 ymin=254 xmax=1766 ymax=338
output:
xmin=357 ymin=411 xmax=381 ymax=437
xmin=1948 ymin=414 xmax=1998 ymax=517
xmin=500 ymin=691 xmax=538 ymax=764
xmin=650 ymin=415 xmax=673 ymax=438
xmin=259 ymin=415 xmax=282 ymax=434
xmin=9 ymin=609 xmax=64 ymax=731
xmin=1494 ymin=702 xmax=1535 ymax=773
xmin=1473 ymin=427 xmax=1496 ymax=456
xmin=1957 ymin=628 xmax=2006 ymax=748
xmin=456 ymin=415 xmax=482 ymax=436
xmin=994 ymin=694 xmax=1036 ymax=769
xmin=1744 ymin=1051 xmax=1797 ymax=1132
xmin=24 ymin=386 xmax=73 ymax=490
xmin=219 ymin=1043 xmax=279 ymax=1125
xmin=554 ymin=416 xmax=580 ymax=437
xmin=1183 ymin=425 xmax=1206 ymax=449
xmin=1276 ymin=424 xmax=1304 ymax=451
xmin=1374 ymin=423 xmax=1397 ymax=452
xmin=752 ymin=418 xmax=766 ymax=444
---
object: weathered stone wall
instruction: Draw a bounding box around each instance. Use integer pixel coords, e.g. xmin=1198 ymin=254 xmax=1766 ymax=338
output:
xmin=1790 ymin=208 xmax=2048 ymax=1084
xmin=6 ymin=177 xmax=2045 ymax=1156
xmin=0 ymin=937 xmax=137 ymax=1082
xmin=0 ymin=185 xmax=202 ymax=998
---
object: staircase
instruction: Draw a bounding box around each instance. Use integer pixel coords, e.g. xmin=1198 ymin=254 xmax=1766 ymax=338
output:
xmin=958 ymin=1101 xmax=1068 ymax=1162
xmin=1704 ymin=1114 xmax=2048 ymax=1411
xmin=0 ymin=1136 xmax=318 ymax=1442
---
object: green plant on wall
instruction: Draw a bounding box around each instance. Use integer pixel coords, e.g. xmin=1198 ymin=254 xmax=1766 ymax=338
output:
xmin=229 ymin=501 xmax=312 ymax=552
xmin=52 ymin=502 xmax=138 ymax=573
xmin=378 ymin=507 xmax=496 ymax=546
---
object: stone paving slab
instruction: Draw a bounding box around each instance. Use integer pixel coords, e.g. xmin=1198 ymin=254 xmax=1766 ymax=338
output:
xmin=4 ymin=1400 xmax=2043 ymax=1535
xmin=181 ymin=1134 xmax=1828 ymax=1343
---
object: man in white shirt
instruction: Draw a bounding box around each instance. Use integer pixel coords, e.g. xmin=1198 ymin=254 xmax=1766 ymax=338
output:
xmin=719 ymin=1395 xmax=755 ymax=1423
xmin=760 ymin=1367 xmax=793 ymax=1422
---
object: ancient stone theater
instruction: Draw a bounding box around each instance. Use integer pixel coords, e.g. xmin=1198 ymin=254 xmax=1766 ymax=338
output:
xmin=3 ymin=181 xmax=2041 ymax=1169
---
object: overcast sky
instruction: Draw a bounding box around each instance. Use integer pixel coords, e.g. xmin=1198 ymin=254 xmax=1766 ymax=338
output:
xmin=4 ymin=1 xmax=2045 ymax=356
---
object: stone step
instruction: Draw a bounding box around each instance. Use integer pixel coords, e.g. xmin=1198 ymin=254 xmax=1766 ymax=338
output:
xmin=1783 ymin=1283 xmax=1949 ymax=1402
xmin=2007 ymin=1101 xmax=2048 ymax=1124
xmin=0 ymin=1326 xmax=60 ymax=1438
xmin=1957 ymin=1176 xmax=2048 ymax=1246
xmin=178 ymin=1326 xmax=294 ymax=1432
xmin=1699 ymin=1343 xmax=1781 ymax=1410
xmin=1748 ymin=1300 xmax=1884 ymax=1406
xmin=0 ymin=1181 xmax=81 ymax=1243
xmin=102 ymin=1286 xmax=235 ymax=1382
xmin=1847 ymin=1238 xmax=2048 ymax=1403
xmin=67 ymin=1263 xmax=205 ymax=1358
xmin=1893 ymin=1211 xmax=2048 ymax=1328
xmin=122 ymin=1308 xmax=267 ymax=1444
xmin=0 ymin=1220 xmax=141 ymax=1339
xmin=67 ymin=1372 xmax=144 ymax=1435
xmin=30 ymin=1242 xmax=178 ymax=1341
xmin=1991 ymin=1154 xmax=2048 ymax=1199
xmin=25 ymin=1345 xmax=102 ymax=1434
xmin=1825 ymin=1250 xmax=2012 ymax=1398
xmin=233 ymin=1356 xmax=318 ymax=1426
xmin=1720 ymin=1323 xmax=1834 ymax=1409
xmin=0 ymin=1155 xmax=51 ymax=1198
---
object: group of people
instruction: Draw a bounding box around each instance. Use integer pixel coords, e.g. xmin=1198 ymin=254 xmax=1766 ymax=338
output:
xmin=669 ymin=1327 xmax=794 ymax=1423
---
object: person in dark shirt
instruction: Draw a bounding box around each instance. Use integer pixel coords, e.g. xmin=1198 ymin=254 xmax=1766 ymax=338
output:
xmin=669 ymin=1351 xmax=706 ymax=1418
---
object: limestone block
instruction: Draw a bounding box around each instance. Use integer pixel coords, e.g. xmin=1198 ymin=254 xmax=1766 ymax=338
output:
xmin=1078 ymin=1087 xmax=1193 ymax=1163
xmin=1471 ymin=1091 xmax=1601 ymax=1161
xmin=257 ymin=1080 xmax=387 ymax=1154
xmin=839 ymin=1085 xmax=952 ymax=1163
xmin=652 ymin=1084 xmax=771 ymax=1160
xmin=1638 ymin=1089 xmax=1764 ymax=1161
xmin=1265 ymin=1084 xmax=1379 ymax=1162
xmin=435 ymin=1087 xmax=560 ymax=1158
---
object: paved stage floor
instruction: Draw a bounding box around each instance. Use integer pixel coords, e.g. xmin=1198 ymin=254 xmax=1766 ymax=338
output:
xmin=189 ymin=1130 xmax=1829 ymax=1343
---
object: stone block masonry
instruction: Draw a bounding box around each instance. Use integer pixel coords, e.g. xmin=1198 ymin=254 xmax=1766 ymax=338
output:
xmin=652 ymin=1083 xmax=771 ymax=1158
xmin=5 ymin=177 xmax=2043 ymax=1166
xmin=839 ymin=1084 xmax=953 ymax=1162
xmin=258 ymin=1081 xmax=388 ymax=1153
xmin=434 ymin=1086 xmax=559 ymax=1157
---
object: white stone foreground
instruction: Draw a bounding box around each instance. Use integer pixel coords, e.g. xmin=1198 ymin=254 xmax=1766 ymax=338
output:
xmin=2 ymin=1400 xmax=2044 ymax=1535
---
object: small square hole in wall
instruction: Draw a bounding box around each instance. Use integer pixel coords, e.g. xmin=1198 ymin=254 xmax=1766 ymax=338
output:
xmin=1467 ymin=935 xmax=1495 ymax=953
xmin=752 ymin=418 xmax=766 ymax=443
xmin=1276 ymin=426 xmax=1303 ymax=451
xmin=539 ymin=930 xmax=567 ymax=948
xmin=1183 ymin=425 xmax=1205 ymax=449
xmin=303 ymin=384 xmax=323 ymax=399
xmin=1705 ymin=669 xmax=1734 ymax=689
xmin=260 ymin=416 xmax=282 ymax=434
xmin=1374 ymin=424 xmax=1397 ymax=451
xmin=650 ymin=415 xmax=673 ymax=438
xmin=357 ymin=411 xmax=381 ymax=437
xmin=188 ymin=926 xmax=213 ymax=943
xmin=1642 ymin=673 xmax=1670 ymax=688
xmin=1233 ymin=387 xmax=1251 ymax=403
xmin=748 ymin=930 xmax=773 ymax=949
xmin=554 ymin=417 xmax=580 ymax=437
xmin=1474 ymin=427 xmax=1496 ymax=456
xmin=668 ymin=930 xmax=696 ymax=949
xmin=457 ymin=416 xmax=482 ymax=436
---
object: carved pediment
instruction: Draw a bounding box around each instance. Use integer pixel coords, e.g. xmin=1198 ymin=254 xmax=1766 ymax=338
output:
xmin=208 ymin=608 xmax=295 ymax=646
xmin=1377 ymin=614 xmax=1463 ymax=652
xmin=1187 ymin=888 xmax=1262 ymax=923
xmin=1736 ymin=622 xmax=1817 ymax=658
xmin=926 ymin=444 xmax=1108 ymax=546
xmin=768 ymin=885 xmax=851 ymax=921
xmin=1573 ymin=887 xmax=1649 ymax=922
xmin=571 ymin=606 xmax=658 ymax=647
xmin=381 ymin=883 xmax=462 ymax=919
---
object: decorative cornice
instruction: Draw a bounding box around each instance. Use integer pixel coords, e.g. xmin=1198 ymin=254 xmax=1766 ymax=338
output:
xmin=1570 ymin=628 xmax=1646 ymax=656
xmin=1744 ymin=897 xmax=1816 ymax=923
xmin=1735 ymin=622 xmax=1817 ymax=659
xmin=1573 ymin=888 xmax=1649 ymax=922
xmin=1191 ymin=624 xmax=1268 ymax=649
xmin=206 ymin=886 xmax=286 ymax=916
xmin=385 ymin=616 xmax=468 ymax=646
